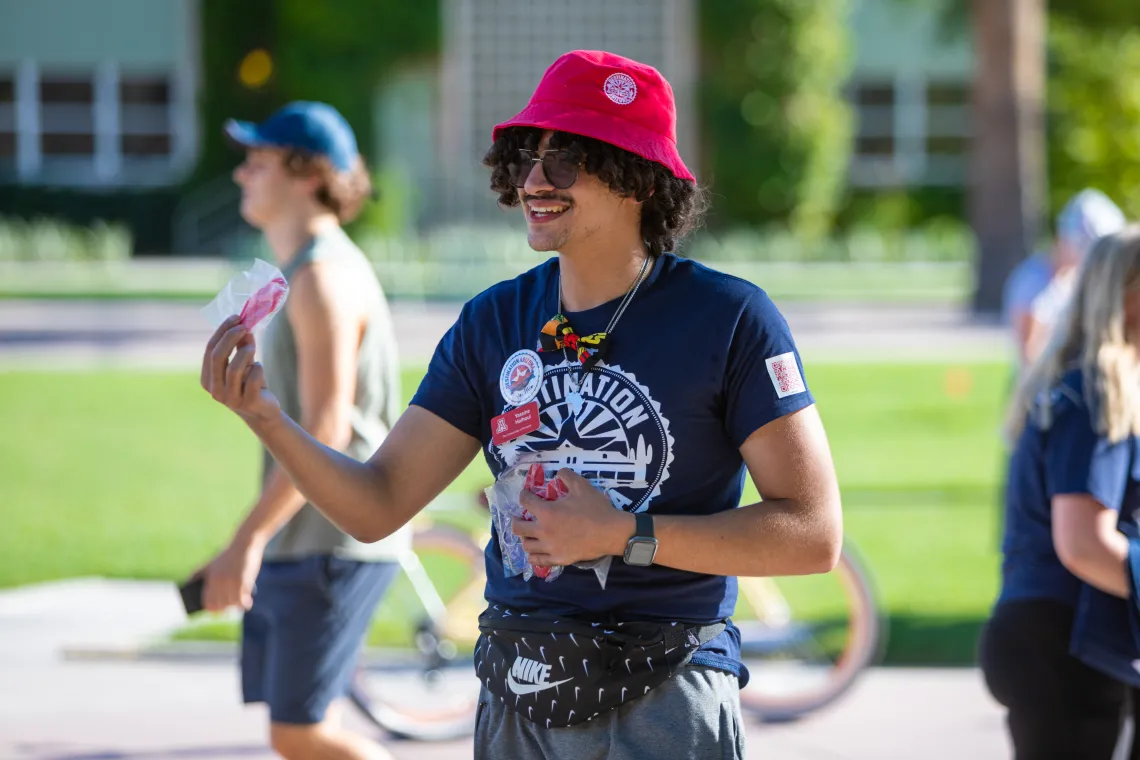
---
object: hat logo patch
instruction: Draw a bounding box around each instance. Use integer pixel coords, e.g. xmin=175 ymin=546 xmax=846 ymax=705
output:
xmin=603 ymin=73 xmax=637 ymax=106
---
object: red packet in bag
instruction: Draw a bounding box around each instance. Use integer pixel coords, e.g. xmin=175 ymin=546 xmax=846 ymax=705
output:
xmin=524 ymin=463 xmax=568 ymax=502
xmin=238 ymin=275 xmax=288 ymax=331
xmin=523 ymin=464 xmax=567 ymax=579
xmin=201 ymin=259 xmax=290 ymax=334
xmin=485 ymin=462 xmax=614 ymax=589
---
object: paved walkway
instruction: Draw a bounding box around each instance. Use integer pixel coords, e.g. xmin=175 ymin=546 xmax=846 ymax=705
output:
xmin=0 ymin=301 xmax=1016 ymax=757
xmin=0 ymin=579 xmax=1013 ymax=760
xmin=0 ymin=299 xmax=1010 ymax=370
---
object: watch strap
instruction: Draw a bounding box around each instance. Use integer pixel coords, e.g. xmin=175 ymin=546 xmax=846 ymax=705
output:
xmin=634 ymin=512 xmax=654 ymax=540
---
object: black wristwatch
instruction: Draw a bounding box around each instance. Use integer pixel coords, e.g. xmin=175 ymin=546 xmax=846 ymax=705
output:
xmin=623 ymin=513 xmax=658 ymax=567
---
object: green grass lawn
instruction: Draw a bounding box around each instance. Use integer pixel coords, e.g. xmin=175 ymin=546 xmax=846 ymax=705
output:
xmin=0 ymin=361 xmax=1008 ymax=665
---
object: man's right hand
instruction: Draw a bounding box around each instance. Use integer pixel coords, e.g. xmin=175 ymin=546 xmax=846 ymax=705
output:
xmin=197 ymin=315 xmax=483 ymax=546
xmin=202 ymin=316 xmax=282 ymax=426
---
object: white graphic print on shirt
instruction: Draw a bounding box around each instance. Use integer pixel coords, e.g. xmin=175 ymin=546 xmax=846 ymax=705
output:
xmin=490 ymin=360 xmax=674 ymax=513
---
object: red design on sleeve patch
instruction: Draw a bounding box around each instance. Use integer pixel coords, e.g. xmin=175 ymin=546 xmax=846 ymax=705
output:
xmin=765 ymin=352 xmax=806 ymax=398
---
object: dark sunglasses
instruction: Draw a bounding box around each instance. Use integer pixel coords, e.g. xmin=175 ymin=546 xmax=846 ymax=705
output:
xmin=508 ymin=149 xmax=579 ymax=190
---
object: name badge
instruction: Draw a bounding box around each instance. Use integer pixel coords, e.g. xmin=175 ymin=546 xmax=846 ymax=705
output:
xmin=491 ymin=401 xmax=541 ymax=445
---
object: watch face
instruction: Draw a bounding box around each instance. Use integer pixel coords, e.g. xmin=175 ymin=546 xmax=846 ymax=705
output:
xmin=626 ymin=539 xmax=657 ymax=566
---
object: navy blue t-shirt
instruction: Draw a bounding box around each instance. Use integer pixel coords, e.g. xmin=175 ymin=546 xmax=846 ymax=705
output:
xmin=999 ymin=367 xmax=1140 ymax=607
xmin=411 ymin=253 xmax=815 ymax=677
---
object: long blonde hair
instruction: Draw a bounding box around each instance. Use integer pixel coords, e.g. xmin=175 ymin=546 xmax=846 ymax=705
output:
xmin=1005 ymin=225 xmax=1140 ymax=445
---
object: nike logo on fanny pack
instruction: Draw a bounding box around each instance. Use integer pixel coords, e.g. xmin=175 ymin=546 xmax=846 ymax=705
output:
xmin=507 ymin=656 xmax=573 ymax=696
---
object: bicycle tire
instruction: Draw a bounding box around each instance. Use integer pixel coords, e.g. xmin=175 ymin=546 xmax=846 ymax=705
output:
xmin=737 ymin=542 xmax=885 ymax=722
xmin=348 ymin=524 xmax=487 ymax=741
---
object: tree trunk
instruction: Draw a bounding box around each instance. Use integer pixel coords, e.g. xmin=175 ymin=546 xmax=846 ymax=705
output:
xmin=969 ymin=0 xmax=1046 ymax=317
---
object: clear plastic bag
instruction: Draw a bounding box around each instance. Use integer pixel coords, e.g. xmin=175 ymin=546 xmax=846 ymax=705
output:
xmin=485 ymin=462 xmax=614 ymax=589
xmin=201 ymin=258 xmax=290 ymax=334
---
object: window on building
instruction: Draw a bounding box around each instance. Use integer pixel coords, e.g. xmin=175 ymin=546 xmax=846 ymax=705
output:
xmin=924 ymin=80 xmax=971 ymax=160
xmin=120 ymin=75 xmax=172 ymax=158
xmin=0 ymin=74 xmax=15 ymax=172
xmin=1 ymin=63 xmax=189 ymax=186
xmin=849 ymin=76 xmax=972 ymax=187
xmin=853 ymin=81 xmax=895 ymax=159
xmin=40 ymin=75 xmax=96 ymax=158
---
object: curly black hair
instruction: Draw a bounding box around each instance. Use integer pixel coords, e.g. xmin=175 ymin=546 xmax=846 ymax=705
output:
xmin=483 ymin=127 xmax=709 ymax=257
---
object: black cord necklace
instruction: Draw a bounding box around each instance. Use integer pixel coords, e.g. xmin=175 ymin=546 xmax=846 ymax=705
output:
xmin=555 ymin=255 xmax=652 ymax=415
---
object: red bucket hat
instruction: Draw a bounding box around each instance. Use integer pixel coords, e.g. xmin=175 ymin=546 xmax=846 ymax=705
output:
xmin=492 ymin=50 xmax=695 ymax=182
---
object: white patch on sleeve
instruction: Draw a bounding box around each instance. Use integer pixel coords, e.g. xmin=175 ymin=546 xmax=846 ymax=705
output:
xmin=765 ymin=352 xmax=806 ymax=399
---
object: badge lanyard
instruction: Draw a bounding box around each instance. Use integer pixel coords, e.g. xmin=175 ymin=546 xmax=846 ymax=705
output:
xmin=538 ymin=255 xmax=651 ymax=415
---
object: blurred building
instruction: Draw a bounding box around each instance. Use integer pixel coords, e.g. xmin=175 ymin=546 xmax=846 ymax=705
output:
xmin=846 ymin=0 xmax=973 ymax=189
xmin=0 ymin=0 xmax=199 ymax=188
xmin=433 ymin=0 xmax=698 ymax=225
xmin=0 ymin=0 xmax=971 ymax=251
xmin=376 ymin=0 xmax=972 ymax=230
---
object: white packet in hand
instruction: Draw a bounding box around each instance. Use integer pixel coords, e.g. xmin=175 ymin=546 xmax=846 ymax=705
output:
xmin=201 ymin=259 xmax=290 ymax=334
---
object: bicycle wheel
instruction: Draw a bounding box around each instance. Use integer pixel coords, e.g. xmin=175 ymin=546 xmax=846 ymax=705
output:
xmin=348 ymin=524 xmax=487 ymax=741
xmin=736 ymin=542 xmax=884 ymax=722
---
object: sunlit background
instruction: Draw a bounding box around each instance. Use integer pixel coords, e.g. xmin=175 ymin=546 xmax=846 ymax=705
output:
xmin=2 ymin=0 xmax=1134 ymax=758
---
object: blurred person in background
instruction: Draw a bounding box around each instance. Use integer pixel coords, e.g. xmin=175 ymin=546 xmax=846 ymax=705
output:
xmin=199 ymin=50 xmax=843 ymax=760
xmin=1003 ymin=189 xmax=1126 ymax=371
xmin=197 ymin=101 xmax=404 ymax=760
xmin=981 ymin=227 xmax=1140 ymax=759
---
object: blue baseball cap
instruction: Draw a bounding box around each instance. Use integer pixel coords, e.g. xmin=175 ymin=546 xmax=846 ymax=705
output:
xmin=224 ymin=101 xmax=359 ymax=172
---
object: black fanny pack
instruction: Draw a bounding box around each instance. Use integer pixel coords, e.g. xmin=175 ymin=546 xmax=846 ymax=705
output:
xmin=474 ymin=606 xmax=726 ymax=728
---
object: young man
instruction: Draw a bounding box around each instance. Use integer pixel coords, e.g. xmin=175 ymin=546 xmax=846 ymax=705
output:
xmin=197 ymin=101 xmax=405 ymax=760
xmin=202 ymin=52 xmax=842 ymax=760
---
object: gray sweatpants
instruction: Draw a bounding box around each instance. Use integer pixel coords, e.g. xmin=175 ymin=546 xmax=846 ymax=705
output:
xmin=474 ymin=665 xmax=746 ymax=760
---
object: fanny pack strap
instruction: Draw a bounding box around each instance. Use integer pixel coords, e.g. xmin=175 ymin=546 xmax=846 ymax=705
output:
xmin=479 ymin=608 xmax=726 ymax=648
xmin=661 ymin=621 xmax=727 ymax=652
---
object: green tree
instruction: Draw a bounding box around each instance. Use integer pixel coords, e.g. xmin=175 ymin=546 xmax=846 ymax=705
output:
xmin=1049 ymin=0 xmax=1140 ymax=31
xmin=195 ymin=0 xmax=281 ymax=184
xmin=194 ymin=0 xmax=439 ymax=185
xmin=699 ymin=0 xmax=854 ymax=239
xmin=1046 ymin=18 xmax=1140 ymax=221
xmin=274 ymin=0 xmax=439 ymax=152
xmin=898 ymin=0 xmax=1140 ymax=222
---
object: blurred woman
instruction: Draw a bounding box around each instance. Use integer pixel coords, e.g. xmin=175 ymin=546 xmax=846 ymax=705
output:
xmin=981 ymin=226 xmax=1140 ymax=759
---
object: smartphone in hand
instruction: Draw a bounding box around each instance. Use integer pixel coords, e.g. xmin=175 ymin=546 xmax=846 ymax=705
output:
xmin=178 ymin=575 xmax=205 ymax=616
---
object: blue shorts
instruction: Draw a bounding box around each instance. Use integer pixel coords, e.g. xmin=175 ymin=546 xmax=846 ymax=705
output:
xmin=241 ymin=556 xmax=398 ymax=725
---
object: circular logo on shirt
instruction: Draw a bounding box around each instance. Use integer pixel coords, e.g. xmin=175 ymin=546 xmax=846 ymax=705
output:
xmin=603 ymin=73 xmax=637 ymax=106
xmin=500 ymin=349 xmax=544 ymax=406
xmin=491 ymin=360 xmax=673 ymax=513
